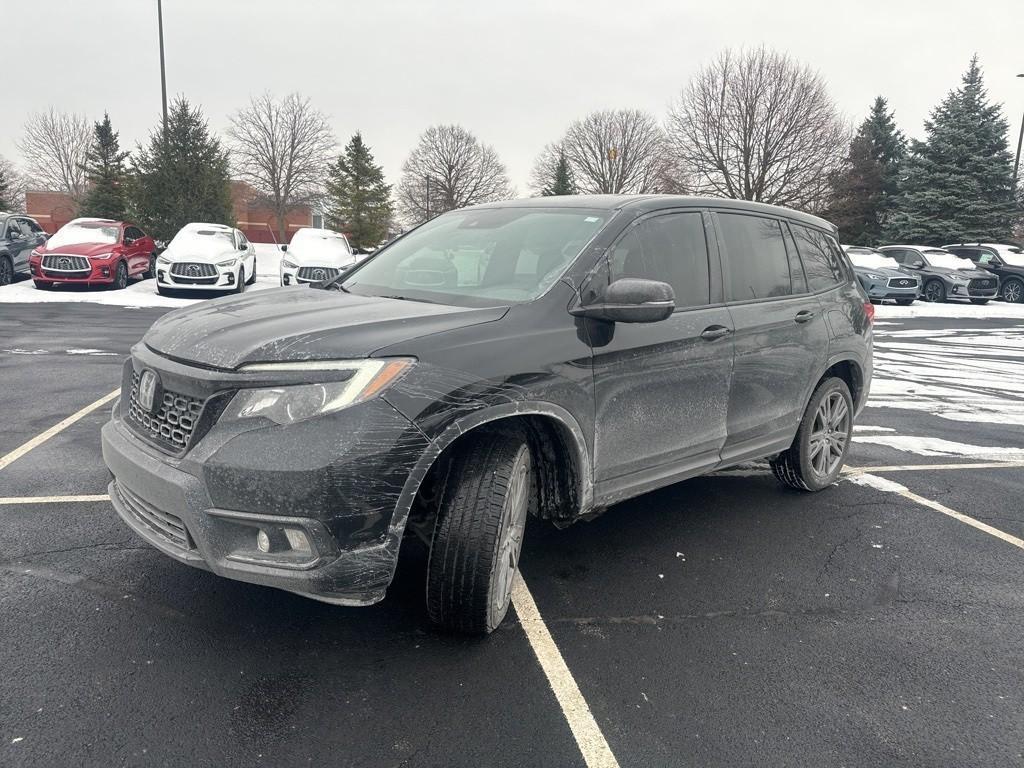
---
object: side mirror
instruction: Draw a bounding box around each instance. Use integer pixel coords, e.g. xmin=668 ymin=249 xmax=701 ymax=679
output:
xmin=123 ymin=237 xmax=135 ymax=246
xmin=280 ymin=244 xmax=288 ymax=253
xmin=238 ymin=242 xmax=247 ymax=251
xmin=908 ymin=259 xmax=924 ymax=269
xmin=570 ymin=278 xmax=675 ymax=323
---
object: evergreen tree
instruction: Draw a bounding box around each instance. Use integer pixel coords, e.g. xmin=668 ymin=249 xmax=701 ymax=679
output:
xmin=325 ymin=132 xmax=393 ymax=249
xmin=825 ymin=97 xmax=905 ymax=244
xmin=130 ymin=98 xmax=234 ymax=241
xmin=0 ymin=163 xmax=12 ymax=212
xmin=886 ymin=56 xmax=1017 ymax=244
xmin=541 ymin=152 xmax=578 ymax=196
xmin=78 ymin=112 xmax=130 ymax=220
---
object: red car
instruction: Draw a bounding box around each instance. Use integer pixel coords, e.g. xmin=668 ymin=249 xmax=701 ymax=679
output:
xmin=31 ymin=218 xmax=157 ymax=290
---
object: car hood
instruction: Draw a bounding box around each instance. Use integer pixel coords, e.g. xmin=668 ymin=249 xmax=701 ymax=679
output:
xmin=286 ymin=243 xmax=356 ymax=268
xmin=144 ymin=287 xmax=509 ymax=369
xmin=923 ymin=265 xmax=989 ymax=278
xmin=41 ymin=242 xmax=119 ymax=257
xmin=855 ymin=266 xmax=913 ymax=279
xmin=163 ymin=241 xmax=238 ymax=263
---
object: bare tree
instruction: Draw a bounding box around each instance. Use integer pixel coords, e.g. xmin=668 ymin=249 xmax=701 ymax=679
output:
xmin=0 ymin=156 xmax=28 ymax=212
xmin=398 ymin=125 xmax=513 ymax=225
xmin=17 ymin=109 xmax=91 ymax=198
xmin=228 ymin=92 xmax=335 ymax=241
xmin=667 ymin=47 xmax=849 ymax=211
xmin=532 ymin=110 xmax=669 ymax=196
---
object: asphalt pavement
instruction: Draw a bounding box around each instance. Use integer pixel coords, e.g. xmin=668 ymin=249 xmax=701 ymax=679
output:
xmin=2 ymin=292 xmax=1023 ymax=767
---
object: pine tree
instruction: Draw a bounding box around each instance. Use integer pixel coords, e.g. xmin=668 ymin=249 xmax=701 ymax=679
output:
xmin=0 ymin=163 xmax=12 ymax=212
xmin=541 ymin=153 xmax=578 ymax=196
xmin=886 ymin=56 xmax=1017 ymax=244
xmin=78 ymin=112 xmax=130 ymax=220
xmin=130 ymin=98 xmax=234 ymax=241
xmin=325 ymin=133 xmax=393 ymax=250
xmin=825 ymin=97 xmax=905 ymax=244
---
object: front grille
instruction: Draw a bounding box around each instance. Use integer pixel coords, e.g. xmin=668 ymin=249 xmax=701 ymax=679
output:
xmin=297 ymin=266 xmax=341 ymax=282
xmin=125 ymin=372 xmax=205 ymax=452
xmin=41 ymin=254 xmax=90 ymax=272
xmin=969 ymin=278 xmax=996 ymax=291
xmin=114 ymin=481 xmax=193 ymax=551
xmin=170 ymin=262 xmax=217 ymax=277
xmin=887 ymin=277 xmax=918 ymax=288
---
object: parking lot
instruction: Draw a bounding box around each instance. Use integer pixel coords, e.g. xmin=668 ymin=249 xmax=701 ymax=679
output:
xmin=2 ymin=289 xmax=1024 ymax=767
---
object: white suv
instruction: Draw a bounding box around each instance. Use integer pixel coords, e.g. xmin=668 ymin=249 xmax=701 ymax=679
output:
xmin=280 ymin=228 xmax=357 ymax=286
xmin=156 ymin=223 xmax=256 ymax=295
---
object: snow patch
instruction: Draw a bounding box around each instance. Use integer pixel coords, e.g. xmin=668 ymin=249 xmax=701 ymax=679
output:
xmin=847 ymin=473 xmax=908 ymax=494
xmin=853 ymin=434 xmax=1024 ymax=459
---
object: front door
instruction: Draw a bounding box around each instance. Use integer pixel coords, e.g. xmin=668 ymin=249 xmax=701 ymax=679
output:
xmin=586 ymin=210 xmax=734 ymax=491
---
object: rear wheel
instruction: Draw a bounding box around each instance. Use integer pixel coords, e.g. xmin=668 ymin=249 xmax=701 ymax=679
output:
xmin=0 ymin=256 xmax=13 ymax=285
xmin=771 ymin=377 xmax=853 ymax=492
xmin=426 ymin=431 xmax=533 ymax=634
xmin=895 ymin=298 xmax=915 ymax=306
xmin=922 ymin=279 xmax=946 ymax=303
xmin=970 ymin=298 xmax=989 ymax=305
xmin=143 ymin=253 xmax=157 ymax=279
xmin=109 ymin=260 xmax=128 ymax=290
xmin=1001 ymin=278 xmax=1023 ymax=304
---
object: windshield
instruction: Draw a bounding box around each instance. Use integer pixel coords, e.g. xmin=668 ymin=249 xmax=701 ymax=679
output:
xmin=49 ymin=221 xmax=119 ymax=248
xmin=340 ymin=208 xmax=610 ymax=306
xmin=849 ymin=252 xmax=900 ymax=270
xmin=290 ymin=229 xmax=351 ymax=257
xmin=169 ymin=228 xmax=235 ymax=249
xmin=922 ymin=249 xmax=975 ymax=270
xmin=994 ymin=247 xmax=1024 ymax=267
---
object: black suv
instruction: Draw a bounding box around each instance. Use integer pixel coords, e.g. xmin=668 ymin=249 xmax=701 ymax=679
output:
xmin=0 ymin=213 xmax=47 ymax=285
xmin=102 ymin=196 xmax=873 ymax=633
xmin=943 ymin=243 xmax=1024 ymax=304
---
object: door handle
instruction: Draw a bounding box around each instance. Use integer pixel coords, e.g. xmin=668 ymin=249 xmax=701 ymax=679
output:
xmin=794 ymin=310 xmax=816 ymax=324
xmin=700 ymin=325 xmax=732 ymax=341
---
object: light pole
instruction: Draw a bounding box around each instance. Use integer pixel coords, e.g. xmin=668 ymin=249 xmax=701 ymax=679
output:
xmin=1013 ymin=74 xmax=1024 ymax=192
xmin=157 ymin=0 xmax=168 ymax=137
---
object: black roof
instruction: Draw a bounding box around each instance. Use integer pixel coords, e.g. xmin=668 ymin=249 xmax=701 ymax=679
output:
xmin=470 ymin=194 xmax=835 ymax=232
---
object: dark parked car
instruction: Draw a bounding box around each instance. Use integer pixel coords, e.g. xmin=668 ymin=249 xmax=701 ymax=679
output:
xmin=943 ymin=243 xmax=1024 ymax=304
xmin=102 ymin=195 xmax=873 ymax=634
xmin=842 ymin=245 xmax=919 ymax=305
xmin=0 ymin=213 xmax=47 ymax=285
xmin=877 ymin=245 xmax=998 ymax=303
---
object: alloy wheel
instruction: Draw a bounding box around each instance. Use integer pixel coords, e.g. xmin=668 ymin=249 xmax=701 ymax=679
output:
xmin=490 ymin=452 xmax=531 ymax=620
xmin=0 ymin=258 xmax=12 ymax=286
xmin=923 ymin=281 xmax=944 ymax=302
xmin=808 ymin=391 xmax=850 ymax=479
xmin=1004 ymin=281 xmax=1023 ymax=304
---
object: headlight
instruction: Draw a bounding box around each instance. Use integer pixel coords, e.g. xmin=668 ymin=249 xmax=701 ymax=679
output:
xmin=157 ymin=256 xmax=170 ymax=265
xmin=222 ymin=358 xmax=415 ymax=425
xmin=217 ymin=258 xmax=238 ymax=268
xmin=93 ymin=252 xmax=113 ymax=260
xmin=282 ymin=259 xmax=298 ymax=269
xmin=864 ymin=272 xmax=883 ymax=280
xmin=950 ymin=274 xmax=970 ymax=283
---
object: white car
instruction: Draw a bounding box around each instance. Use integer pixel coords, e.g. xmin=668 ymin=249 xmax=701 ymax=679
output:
xmin=279 ymin=228 xmax=358 ymax=286
xmin=156 ymin=223 xmax=256 ymax=295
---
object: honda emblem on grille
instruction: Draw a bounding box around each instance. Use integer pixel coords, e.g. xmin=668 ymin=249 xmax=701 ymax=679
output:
xmin=138 ymin=370 xmax=162 ymax=414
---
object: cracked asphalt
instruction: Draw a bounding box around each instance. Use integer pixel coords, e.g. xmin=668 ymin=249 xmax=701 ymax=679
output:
xmin=2 ymin=300 xmax=1024 ymax=767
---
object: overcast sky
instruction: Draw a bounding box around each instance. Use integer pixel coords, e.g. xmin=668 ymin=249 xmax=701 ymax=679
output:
xmin=5 ymin=0 xmax=1023 ymax=194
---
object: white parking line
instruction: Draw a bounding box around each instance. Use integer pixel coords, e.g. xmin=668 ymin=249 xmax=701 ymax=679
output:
xmin=512 ymin=574 xmax=620 ymax=768
xmin=0 ymin=494 xmax=110 ymax=506
xmin=849 ymin=473 xmax=1024 ymax=552
xmin=847 ymin=461 xmax=1024 ymax=474
xmin=0 ymin=389 xmax=118 ymax=472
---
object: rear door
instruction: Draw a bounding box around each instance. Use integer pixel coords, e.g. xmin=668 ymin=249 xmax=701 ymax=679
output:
xmin=713 ymin=211 xmax=829 ymax=463
xmin=7 ymin=218 xmax=34 ymax=271
xmin=588 ymin=209 xmax=734 ymax=489
xmin=17 ymin=218 xmax=46 ymax=271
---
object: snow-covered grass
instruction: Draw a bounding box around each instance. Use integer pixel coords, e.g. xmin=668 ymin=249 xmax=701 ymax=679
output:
xmin=0 ymin=244 xmax=287 ymax=309
xmin=875 ymin=299 xmax=1024 ymax=320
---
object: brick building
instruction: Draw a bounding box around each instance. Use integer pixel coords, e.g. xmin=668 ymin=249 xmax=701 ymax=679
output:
xmin=24 ymin=181 xmax=313 ymax=244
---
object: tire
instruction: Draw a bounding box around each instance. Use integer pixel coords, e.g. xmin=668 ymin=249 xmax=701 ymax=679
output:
xmin=109 ymin=260 xmax=128 ymax=290
xmin=895 ymin=298 xmax=915 ymax=306
xmin=235 ymin=267 xmax=246 ymax=294
xmin=143 ymin=253 xmax=157 ymax=279
xmin=922 ymin=279 xmax=946 ymax=303
xmin=426 ymin=432 xmax=533 ymax=634
xmin=246 ymin=259 xmax=257 ymax=284
xmin=770 ymin=377 xmax=853 ymax=492
xmin=0 ymin=256 xmax=13 ymax=286
xmin=33 ymin=280 xmax=52 ymax=291
xmin=970 ymin=298 xmax=989 ymax=305
xmin=1001 ymin=278 xmax=1024 ymax=304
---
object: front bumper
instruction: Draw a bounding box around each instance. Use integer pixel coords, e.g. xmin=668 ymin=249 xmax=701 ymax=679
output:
xmin=280 ymin=263 xmax=349 ymax=286
xmin=31 ymin=258 xmax=115 ymax=285
xmin=101 ymin=354 xmax=431 ymax=605
xmin=157 ymin=262 xmax=238 ymax=291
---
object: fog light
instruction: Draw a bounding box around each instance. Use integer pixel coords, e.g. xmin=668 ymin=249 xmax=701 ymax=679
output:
xmin=284 ymin=528 xmax=311 ymax=555
xmin=256 ymin=529 xmax=271 ymax=553
xmin=283 ymin=275 xmax=290 ymax=285
xmin=101 ymin=266 xmax=110 ymax=277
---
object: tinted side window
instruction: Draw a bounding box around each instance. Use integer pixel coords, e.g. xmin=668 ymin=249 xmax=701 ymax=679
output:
xmin=24 ymin=218 xmax=44 ymax=234
xmin=610 ymin=212 xmax=710 ymax=308
xmin=717 ymin=213 xmax=791 ymax=301
xmin=881 ymin=248 xmax=905 ymax=264
xmin=792 ymin=225 xmax=845 ymax=291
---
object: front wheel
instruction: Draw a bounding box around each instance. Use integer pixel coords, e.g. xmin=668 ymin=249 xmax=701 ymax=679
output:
xmin=771 ymin=377 xmax=853 ymax=492
xmin=234 ymin=267 xmax=246 ymax=294
xmin=922 ymin=279 xmax=946 ymax=303
xmin=895 ymin=298 xmax=915 ymax=306
xmin=426 ymin=432 xmax=533 ymax=634
xmin=109 ymin=260 xmax=128 ymax=290
xmin=0 ymin=256 xmax=13 ymax=286
xmin=143 ymin=253 xmax=157 ymax=279
xmin=970 ymin=298 xmax=989 ymax=305
xmin=246 ymin=259 xmax=257 ymax=284
xmin=1001 ymin=278 xmax=1023 ymax=304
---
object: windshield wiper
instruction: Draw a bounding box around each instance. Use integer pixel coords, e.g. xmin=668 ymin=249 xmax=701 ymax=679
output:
xmin=320 ymin=279 xmax=349 ymax=292
xmin=378 ymin=294 xmax=436 ymax=304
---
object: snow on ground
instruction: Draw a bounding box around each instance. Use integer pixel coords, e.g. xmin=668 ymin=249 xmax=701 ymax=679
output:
xmin=0 ymin=244 xmax=287 ymax=308
xmin=875 ymin=299 xmax=1024 ymax=320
